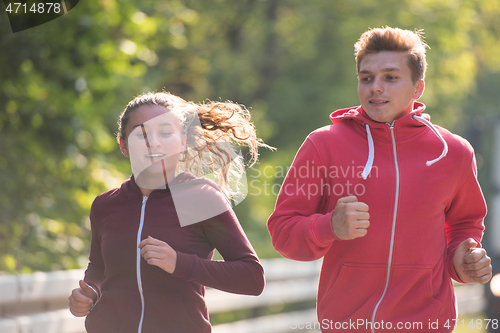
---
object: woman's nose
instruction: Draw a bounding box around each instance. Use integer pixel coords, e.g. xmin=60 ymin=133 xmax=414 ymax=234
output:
xmin=147 ymin=133 xmax=161 ymax=148
xmin=141 ymin=128 xmax=161 ymax=148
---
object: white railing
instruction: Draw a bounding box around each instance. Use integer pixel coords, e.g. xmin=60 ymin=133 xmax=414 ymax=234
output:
xmin=0 ymin=258 xmax=485 ymax=333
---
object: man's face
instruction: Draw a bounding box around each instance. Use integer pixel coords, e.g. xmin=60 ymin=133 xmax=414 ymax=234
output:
xmin=357 ymin=51 xmax=424 ymax=124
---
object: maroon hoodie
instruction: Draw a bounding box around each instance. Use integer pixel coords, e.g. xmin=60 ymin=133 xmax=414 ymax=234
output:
xmin=84 ymin=173 xmax=264 ymax=333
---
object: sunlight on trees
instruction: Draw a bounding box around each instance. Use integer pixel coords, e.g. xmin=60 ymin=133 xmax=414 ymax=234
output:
xmin=1 ymin=0 xmax=499 ymax=272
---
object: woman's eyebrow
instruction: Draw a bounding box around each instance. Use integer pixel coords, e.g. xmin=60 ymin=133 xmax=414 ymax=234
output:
xmin=131 ymin=122 xmax=175 ymax=130
xmin=159 ymin=123 xmax=175 ymax=127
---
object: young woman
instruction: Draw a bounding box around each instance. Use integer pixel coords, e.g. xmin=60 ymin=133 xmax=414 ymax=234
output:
xmin=68 ymin=92 xmax=270 ymax=333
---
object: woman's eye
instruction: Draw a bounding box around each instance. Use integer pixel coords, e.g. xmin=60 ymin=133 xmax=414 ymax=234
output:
xmin=160 ymin=131 xmax=172 ymax=137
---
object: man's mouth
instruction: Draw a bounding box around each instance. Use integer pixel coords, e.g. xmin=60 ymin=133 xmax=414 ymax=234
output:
xmin=369 ymin=100 xmax=389 ymax=105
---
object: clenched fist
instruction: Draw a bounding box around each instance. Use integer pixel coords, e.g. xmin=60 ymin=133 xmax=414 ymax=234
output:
xmin=68 ymin=280 xmax=98 ymax=317
xmin=139 ymin=236 xmax=177 ymax=274
xmin=453 ymin=238 xmax=492 ymax=284
xmin=331 ymin=196 xmax=370 ymax=240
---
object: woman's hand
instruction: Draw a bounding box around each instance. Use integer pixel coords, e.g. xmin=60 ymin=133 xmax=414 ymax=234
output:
xmin=68 ymin=280 xmax=98 ymax=317
xmin=139 ymin=236 xmax=177 ymax=274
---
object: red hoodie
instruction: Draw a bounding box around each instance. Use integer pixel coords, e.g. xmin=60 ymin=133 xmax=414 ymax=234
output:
xmin=84 ymin=173 xmax=264 ymax=333
xmin=267 ymin=102 xmax=486 ymax=332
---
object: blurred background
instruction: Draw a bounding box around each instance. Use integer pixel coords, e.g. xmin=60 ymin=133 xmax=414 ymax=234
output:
xmin=1 ymin=0 xmax=500 ymax=331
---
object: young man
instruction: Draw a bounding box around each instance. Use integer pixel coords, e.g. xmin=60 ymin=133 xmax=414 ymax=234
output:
xmin=267 ymin=27 xmax=492 ymax=333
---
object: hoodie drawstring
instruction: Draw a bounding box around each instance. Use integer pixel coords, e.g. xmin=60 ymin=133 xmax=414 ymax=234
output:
xmin=361 ymin=116 xmax=448 ymax=180
xmin=412 ymin=115 xmax=448 ymax=166
xmin=361 ymin=123 xmax=374 ymax=180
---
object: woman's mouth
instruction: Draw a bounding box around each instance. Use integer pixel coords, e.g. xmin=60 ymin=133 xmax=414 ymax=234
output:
xmin=146 ymin=153 xmax=166 ymax=161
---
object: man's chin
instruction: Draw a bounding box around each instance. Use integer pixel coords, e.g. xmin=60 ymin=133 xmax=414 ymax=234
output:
xmin=364 ymin=110 xmax=391 ymax=123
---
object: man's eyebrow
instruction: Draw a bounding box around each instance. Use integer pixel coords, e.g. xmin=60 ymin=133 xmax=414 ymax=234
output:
xmin=359 ymin=67 xmax=401 ymax=74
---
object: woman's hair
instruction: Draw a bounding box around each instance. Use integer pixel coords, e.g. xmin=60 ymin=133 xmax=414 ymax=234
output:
xmin=117 ymin=91 xmax=273 ymax=199
xmin=354 ymin=27 xmax=429 ymax=83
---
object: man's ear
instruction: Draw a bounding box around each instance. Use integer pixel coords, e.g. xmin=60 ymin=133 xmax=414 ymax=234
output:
xmin=414 ymin=79 xmax=425 ymax=100
xmin=119 ymin=138 xmax=130 ymax=157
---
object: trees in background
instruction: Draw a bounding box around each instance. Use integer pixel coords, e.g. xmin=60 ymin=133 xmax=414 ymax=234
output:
xmin=1 ymin=0 xmax=499 ymax=272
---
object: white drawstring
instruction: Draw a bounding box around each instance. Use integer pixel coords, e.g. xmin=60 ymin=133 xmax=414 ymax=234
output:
xmin=361 ymin=116 xmax=448 ymax=180
xmin=412 ymin=115 xmax=448 ymax=166
xmin=361 ymin=123 xmax=374 ymax=180
xmin=361 ymin=116 xmax=447 ymax=180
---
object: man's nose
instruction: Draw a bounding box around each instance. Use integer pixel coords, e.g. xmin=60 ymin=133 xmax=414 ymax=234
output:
xmin=371 ymin=76 xmax=384 ymax=93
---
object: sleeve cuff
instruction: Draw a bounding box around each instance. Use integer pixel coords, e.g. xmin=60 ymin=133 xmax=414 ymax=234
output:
xmin=312 ymin=212 xmax=338 ymax=246
xmin=84 ymin=282 xmax=101 ymax=305
xmin=447 ymin=249 xmax=465 ymax=284
xmin=171 ymin=251 xmax=195 ymax=280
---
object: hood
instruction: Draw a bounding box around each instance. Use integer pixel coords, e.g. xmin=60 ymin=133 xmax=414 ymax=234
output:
xmin=329 ymin=102 xmax=448 ymax=180
xmin=329 ymin=101 xmax=428 ymax=127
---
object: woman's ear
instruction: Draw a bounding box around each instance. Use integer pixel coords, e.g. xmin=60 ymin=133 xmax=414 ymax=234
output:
xmin=119 ymin=138 xmax=130 ymax=157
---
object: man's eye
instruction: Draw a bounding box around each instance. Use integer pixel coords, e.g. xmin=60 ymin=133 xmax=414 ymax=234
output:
xmin=386 ymin=75 xmax=397 ymax=81
xmin=360 ymin=77 xmax=372 ymax=82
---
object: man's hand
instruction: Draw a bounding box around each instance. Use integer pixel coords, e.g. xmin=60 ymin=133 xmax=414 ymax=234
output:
xmin=68 ymin=280 xmax=98 ymax=317
xmin=139 ymin=236 xmax=177 ymax=274
xmin=331 ymin=196 xmax=370 ymax=240
xmin=453 ymin=238 xmax=492 ymax=284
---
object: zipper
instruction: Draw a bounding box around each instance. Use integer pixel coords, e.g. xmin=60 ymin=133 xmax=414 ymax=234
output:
xmin=136 ymin=196 xmax=148 ymax=333
xmin=370 ymin=122 xmax=400 ymax=332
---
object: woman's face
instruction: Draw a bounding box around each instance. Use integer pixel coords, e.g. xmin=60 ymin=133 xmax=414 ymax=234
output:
xmin=120 ymin=105 xmax=186 ymax=188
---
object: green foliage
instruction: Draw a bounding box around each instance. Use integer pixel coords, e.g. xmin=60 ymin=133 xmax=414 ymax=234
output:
xmin=1 ymin=0 xmax=499 ymax=272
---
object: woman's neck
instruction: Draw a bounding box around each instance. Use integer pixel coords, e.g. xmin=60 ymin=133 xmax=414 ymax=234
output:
xmin=135 ymin=171 xmax=176 ymax=197
xmin=139 ymin=187 xmax=154 ymax=197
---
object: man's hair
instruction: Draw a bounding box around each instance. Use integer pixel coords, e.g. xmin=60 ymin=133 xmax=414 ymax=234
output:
xmin=354 ymin=27 xmax=429 ymax=83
